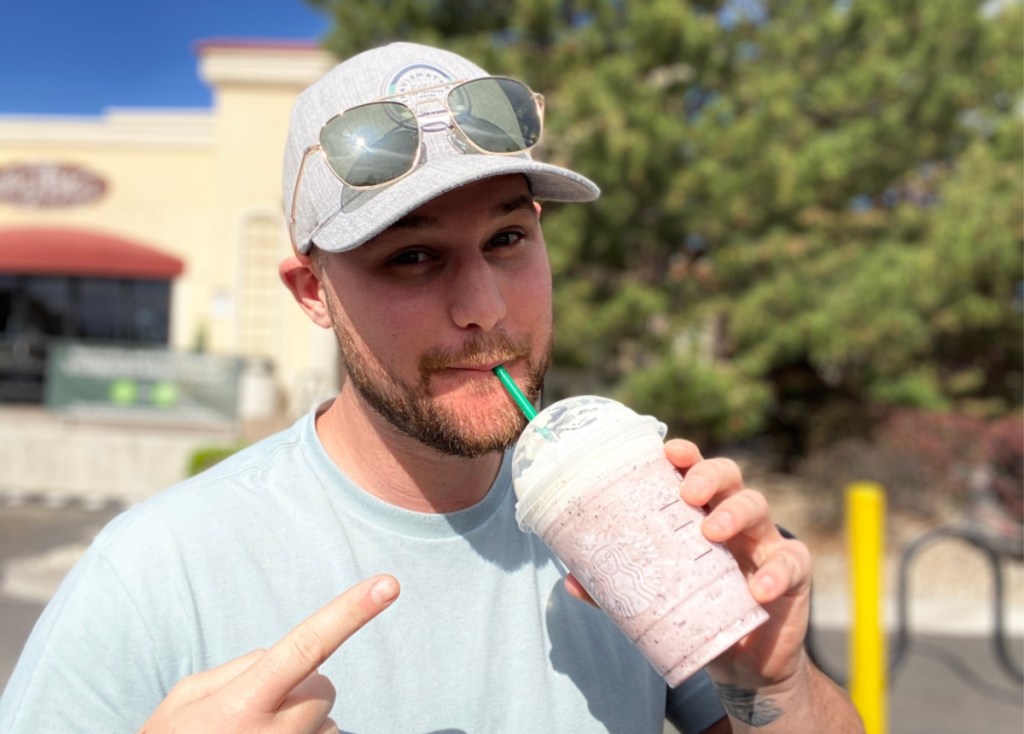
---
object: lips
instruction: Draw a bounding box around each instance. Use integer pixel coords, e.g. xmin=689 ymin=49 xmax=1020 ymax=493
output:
xmin=419 ymin=333 xmax=533 ymax=379
xmin=445 ymin=359 xmax=509 ymax=372
xmin=423 ymin=351 xmax=526 ymax=375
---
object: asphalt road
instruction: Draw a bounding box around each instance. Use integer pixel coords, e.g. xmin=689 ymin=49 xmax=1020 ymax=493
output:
xmin=2 ymin=503 xmax=1022 ymax=733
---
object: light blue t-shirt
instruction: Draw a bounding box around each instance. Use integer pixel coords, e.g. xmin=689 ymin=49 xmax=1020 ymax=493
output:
xmin=0 ymin=411 xmax=725 ymax=733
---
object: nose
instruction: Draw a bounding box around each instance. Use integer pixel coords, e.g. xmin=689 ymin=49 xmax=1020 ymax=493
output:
xmin=448 ymin=256 xmax=507 ymax=332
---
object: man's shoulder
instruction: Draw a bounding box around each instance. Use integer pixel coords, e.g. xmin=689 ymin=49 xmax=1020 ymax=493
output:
xmin=95 ymin=415 xmax=320 ymax=551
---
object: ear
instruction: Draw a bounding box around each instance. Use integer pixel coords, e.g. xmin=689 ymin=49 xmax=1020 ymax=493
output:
xmin=534 ymin=200 xmax=543 ymax=218
xmin=279 ymin=255 xmax=332 ymax=329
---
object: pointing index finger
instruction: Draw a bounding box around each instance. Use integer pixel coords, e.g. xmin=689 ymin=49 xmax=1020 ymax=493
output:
xmin=232 ymin=574 xmax=399 ymax=712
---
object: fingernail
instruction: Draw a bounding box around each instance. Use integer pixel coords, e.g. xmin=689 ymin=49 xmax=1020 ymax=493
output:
xmin=704 ymin=510 xmax=731 ymax=537
xmin=371 ymin=576 xmax=399 ymax=606
xmin=681 ymin=474 xmax=710 ymax=501
xmin=754 ymin=575 xmax=775 ymax=600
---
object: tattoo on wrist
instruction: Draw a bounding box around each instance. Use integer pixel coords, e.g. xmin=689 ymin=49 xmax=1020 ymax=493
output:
xmin=712 ymin=682 xmax=784 ymax=727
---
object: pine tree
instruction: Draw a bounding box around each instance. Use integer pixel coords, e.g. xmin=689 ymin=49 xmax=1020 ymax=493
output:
xmin=310 ymin=0 xmax=1023 ymax=456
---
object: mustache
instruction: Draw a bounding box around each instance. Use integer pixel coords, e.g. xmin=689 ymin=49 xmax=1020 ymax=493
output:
xmin=418 ymin=334 xmax=532 ymax=376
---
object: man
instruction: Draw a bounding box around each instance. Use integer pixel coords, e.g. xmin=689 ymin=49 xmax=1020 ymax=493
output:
xmin=0 ymin=43 xmax=863 ymax=733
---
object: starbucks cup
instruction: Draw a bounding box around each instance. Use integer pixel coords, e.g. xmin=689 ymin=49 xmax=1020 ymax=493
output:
xmin=511 ymin=395 xmax=768 ymax=686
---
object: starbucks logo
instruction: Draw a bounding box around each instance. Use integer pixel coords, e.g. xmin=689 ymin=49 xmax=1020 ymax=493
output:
xmin=576 ymin=531 xmax=660 ymax=618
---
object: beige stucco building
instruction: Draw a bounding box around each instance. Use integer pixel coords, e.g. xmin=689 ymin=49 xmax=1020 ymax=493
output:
xmin=0 ymin=40 xmax=339 ymax=418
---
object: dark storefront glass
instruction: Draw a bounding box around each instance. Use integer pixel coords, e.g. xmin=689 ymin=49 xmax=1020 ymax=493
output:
xmin=78 ymin=278 xmax=121 ymax=341
xmin=131 ymin=281 xmax=171 ymax=343
xmin=24 ymin=277 xmax=74 ymax=336
xmin=0 ymin=275 xmax=14 ymax=335
xmin=0 ymin=275 xmax=172 ymax=402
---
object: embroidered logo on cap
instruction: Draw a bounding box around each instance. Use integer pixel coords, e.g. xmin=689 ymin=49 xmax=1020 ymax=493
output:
xmin=383 ymin=63 xmax=456 ymax=134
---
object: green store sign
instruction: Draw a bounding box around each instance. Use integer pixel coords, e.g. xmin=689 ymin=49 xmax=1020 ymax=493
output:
xmin=46 ymin=342 xmax=243 ymax=424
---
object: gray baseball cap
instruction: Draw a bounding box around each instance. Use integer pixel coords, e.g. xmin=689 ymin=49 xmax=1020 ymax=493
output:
xmin=283 ymin=42 xmax=600 ymax=254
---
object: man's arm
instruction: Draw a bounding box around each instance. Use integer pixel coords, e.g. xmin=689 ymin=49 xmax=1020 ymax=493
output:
xmin=710 ymin=651 xmax=860 ymax=732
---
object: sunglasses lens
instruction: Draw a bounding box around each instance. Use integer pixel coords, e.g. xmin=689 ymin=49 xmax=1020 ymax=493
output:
xmin=320 ymin=102 xmax=419 ymax=187
xmin=449 ymin=78 xmax=541 ymax=153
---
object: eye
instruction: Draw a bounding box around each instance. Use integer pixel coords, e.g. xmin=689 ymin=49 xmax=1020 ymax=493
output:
xmin=386 ymin=248 xmax=433 ymax=266
xmin=489 ymin=230 xmax=524 ymax=249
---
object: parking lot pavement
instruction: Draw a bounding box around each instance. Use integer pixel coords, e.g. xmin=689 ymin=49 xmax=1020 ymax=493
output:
xmin=3 ymin=503 xmax=1023 ymax=733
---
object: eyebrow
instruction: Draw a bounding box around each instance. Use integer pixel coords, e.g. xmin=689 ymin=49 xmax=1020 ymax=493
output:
xmin=389 ymin=193 xmax=537 ymax=231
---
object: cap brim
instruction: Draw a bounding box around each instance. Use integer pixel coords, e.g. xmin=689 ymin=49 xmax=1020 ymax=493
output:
xmin=307 ymin=155 xmax=599 ymax=254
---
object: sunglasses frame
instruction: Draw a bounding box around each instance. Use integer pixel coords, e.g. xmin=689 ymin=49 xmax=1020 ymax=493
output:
xmin=288 ymin=76 xmax=545 ymax=249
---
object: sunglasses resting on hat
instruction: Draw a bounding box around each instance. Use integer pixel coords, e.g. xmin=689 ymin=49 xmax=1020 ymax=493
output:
xmin=289 ymin=76 xmax=545 ymax=247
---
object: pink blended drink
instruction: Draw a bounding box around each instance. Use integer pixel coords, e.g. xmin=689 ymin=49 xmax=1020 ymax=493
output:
xmin=512 ymin=396 xmax=768 ymax=686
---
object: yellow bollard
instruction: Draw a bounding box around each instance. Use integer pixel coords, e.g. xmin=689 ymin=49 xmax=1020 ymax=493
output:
xmin=847 ymin=481 xmax=888 ymax=734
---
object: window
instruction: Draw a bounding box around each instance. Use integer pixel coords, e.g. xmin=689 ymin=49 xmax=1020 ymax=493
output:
xmin=131 ymin=281 xmax=171 ymax=343
xmin=78 ymin=278 xmax=120 ymax=341
xmin=0 ymin=274 xmax=172 ymax=402
xmin=0 ymin=275 xmax=14 ymax=335
xmin=24 ymin=277 xmax=73 ymax=337
xmin=238 ymin=215 xmax=282 ymax=358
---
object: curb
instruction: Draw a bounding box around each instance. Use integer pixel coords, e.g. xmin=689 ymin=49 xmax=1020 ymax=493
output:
xmin=0 ymin=489 xmax=127 ymax=513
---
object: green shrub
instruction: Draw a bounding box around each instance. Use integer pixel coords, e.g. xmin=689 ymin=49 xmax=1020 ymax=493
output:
xmin=187 ymin=445 xmax=246 ymax=477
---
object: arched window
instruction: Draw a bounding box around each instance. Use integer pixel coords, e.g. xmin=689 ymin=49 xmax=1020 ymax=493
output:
xmin=236 ymin=212 xmax=286 ymax=359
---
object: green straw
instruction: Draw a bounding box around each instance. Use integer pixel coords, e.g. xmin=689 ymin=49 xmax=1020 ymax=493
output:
xmin=492 ymin=365 xmax=538 ymax=420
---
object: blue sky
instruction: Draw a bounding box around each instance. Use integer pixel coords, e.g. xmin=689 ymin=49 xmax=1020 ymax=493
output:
xmin=0 ymin=1 xmax=330 ymax=115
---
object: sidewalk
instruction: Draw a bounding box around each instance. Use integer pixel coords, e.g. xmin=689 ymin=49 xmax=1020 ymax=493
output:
xmin=761 ymin=478 xmax=1024 ymax=638
xmin=0 ymin=405 xmax=239 ymax=507
xmin=0 ymin=405 xmax=293 ymax=508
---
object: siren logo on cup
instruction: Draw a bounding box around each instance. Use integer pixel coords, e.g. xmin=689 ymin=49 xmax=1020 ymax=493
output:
xmin=577 ymin=531 xmax=661 ymax=618
xmin=383 ymin=63 xmax=456 ymax=133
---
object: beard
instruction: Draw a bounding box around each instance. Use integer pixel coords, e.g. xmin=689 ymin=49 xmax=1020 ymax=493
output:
xmin=331 ymin=316 xmax=550 ymax=458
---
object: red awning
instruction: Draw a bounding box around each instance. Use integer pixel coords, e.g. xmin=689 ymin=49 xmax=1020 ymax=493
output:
xmin=0 ymin=227 xmax=184 ymax=279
